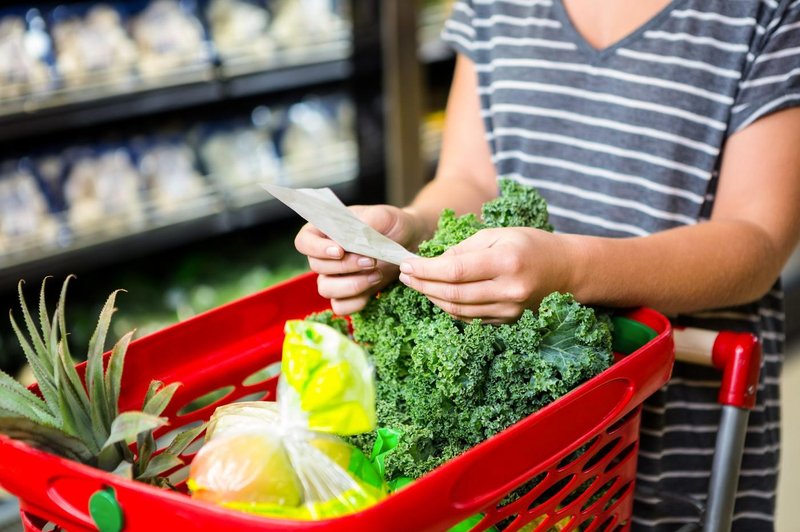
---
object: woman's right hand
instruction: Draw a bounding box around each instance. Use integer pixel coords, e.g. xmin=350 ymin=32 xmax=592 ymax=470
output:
xmin=294 ymin=204 xmax=424 ymax=315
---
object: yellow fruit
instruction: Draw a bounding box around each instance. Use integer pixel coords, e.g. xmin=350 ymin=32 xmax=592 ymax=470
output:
xmin=310 ymin=436 xmax=353 ymax=471
xmin=189 ymin=433 xmax=303 ymax=507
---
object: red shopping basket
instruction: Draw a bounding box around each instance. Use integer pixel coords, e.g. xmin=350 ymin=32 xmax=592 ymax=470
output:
xmin=0 ymin=272 xmax=674 ymax=532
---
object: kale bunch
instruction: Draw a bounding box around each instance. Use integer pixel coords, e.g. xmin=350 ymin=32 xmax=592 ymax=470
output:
xmin=416 ymin=179 xmax=553 ymax=257
xmin=347 ymin=179 xmax=612 ymax=480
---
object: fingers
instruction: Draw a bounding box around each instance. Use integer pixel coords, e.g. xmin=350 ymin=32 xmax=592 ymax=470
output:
xmin=330 ymin=295 xmax=372 ymax=316
xmin=308 ymin=254 xmax=377 ymax=275
xmin=316 ymin=271 xmax=385 ymax=300
xmin=294 ymin=222 xmax=344 ymax=259
xmin=398 ymin=274 xmax=500 ymax=305
xmin=399 ymin=250 xmax=497 ymax=283
xmin=425 ymin=295 xmax=523 ymax=324
xmin=296 ymin=221 xmax=380 ymax=275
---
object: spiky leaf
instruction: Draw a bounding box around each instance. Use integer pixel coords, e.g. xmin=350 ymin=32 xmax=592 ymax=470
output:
xmin=16 ymin=281 xmax=49 ymax=368
xmin=105 ymin=331 xmax=134 ymax=420
xmin=103 ymin=412 xmax=168 ymax=449
xmin=143 ymin=382 xmax=181 ymax=417
xmin=38 ymin=277 xmax=53 ymax=353
xmin=86 ymin=290 xmax=123 ymax=430
xmin=0 ymin=417 xmax=94 ymax=463
xmin=95 ymin=440 xmax=125 ymax=472
xmin=136 ymin=431 xmax=156 ymax=477
xmin=0 ymin=371 xmax=55 ymax=425
xmin=164 ymin=422 xmax=206 ymax=457
xmin=137 ymin=453 xmax=184 ymax=480
xmin=55 ymin=341 xmax=100 ymax=451
xmin=55 ymin=276 xmax=79 ymax=376
xmin=8 ymin=311 xmax=60 ymax=417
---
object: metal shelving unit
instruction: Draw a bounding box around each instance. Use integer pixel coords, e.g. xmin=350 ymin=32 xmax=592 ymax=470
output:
xmin=0 ymin=57 xmax=353 ymax=143
xmin=0 ymin=0 xmax=384 ymax=291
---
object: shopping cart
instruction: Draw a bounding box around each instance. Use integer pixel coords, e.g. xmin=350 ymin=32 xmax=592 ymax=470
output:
xmin=0 ymin=272 xmax=761 ymax=532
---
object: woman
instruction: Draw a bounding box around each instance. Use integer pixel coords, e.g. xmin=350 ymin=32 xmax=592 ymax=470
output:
xmin=295 ymin=1 xmax=800 ymax=529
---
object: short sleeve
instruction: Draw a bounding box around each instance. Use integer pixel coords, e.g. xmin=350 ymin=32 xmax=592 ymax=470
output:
xmin=440 ymin=0 xmax=477 ymax=60
xmin=729 ymin=2 xmax=800 ymax=134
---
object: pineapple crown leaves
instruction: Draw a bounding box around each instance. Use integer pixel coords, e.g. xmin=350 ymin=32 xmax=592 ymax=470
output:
xmin=0 ymin=277 xmax=175 ymax=475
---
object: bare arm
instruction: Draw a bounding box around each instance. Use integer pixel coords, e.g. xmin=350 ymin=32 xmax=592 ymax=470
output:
xmin=400 ymin=106 xmax=800 ymax=320
xmin=566 ymin=106 xmax=800 ymax=314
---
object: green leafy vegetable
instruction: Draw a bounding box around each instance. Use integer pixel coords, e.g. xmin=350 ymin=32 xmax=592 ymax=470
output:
xmin=347 ymin=179 xmax=612 ymax=480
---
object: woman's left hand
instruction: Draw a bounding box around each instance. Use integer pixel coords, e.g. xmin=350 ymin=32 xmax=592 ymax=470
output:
xmin=398 ymin=227 xmax=573 ymax=323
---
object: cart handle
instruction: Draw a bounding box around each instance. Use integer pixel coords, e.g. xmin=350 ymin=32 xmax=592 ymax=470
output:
xmin=673 ymin=328 xmax=761 ymax=410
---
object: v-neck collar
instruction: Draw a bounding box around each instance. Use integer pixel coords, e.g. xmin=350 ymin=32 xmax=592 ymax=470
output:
xmin=553 ymin=0 xmax=688 ymax=62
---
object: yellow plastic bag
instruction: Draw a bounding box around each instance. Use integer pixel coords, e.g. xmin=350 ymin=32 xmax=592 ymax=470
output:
xmin=189 ymin=321 xmax=385 ymax=520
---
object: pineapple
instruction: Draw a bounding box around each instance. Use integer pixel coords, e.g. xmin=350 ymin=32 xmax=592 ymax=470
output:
xmin=0 ymin=276 xmax=204 ymax=486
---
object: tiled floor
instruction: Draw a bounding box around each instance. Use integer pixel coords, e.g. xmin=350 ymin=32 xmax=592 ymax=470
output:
xmin=777 ymin=347 xmax=800 ymax=531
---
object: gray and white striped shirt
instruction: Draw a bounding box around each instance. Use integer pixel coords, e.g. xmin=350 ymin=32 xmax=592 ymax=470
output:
xmin=443 ymin=0 xmax=800 ymax=529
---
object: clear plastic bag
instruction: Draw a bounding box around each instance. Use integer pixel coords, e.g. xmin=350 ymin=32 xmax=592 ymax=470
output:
xmin=188 ymin=320 xmax=387 ymax=520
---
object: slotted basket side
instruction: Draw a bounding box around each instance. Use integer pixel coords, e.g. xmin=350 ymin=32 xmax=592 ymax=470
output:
xmin=0 ymin=275 xmax=673 ymax=532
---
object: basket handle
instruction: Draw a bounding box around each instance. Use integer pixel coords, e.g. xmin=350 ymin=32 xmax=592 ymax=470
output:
xmin=674 ymin=327 xmax=761 ymax=409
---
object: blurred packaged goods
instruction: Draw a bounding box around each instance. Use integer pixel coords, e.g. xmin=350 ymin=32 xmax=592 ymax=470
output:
xmin=205 ymin=0 xmax=275 ymax=63
xmin=0 ymin=0 xmax=351 ymax=109
xmin=418 ymin=0 xmax=454 ymax=62
xmin=280 ymin=95 xmax=357 ymax=186
xmin=50 ymin=3 xmax=138 ymax=88
xmin=62 ymin=146 xmax=147 ymax=236
xmin=0 ymin=160 xmax=61 ymax=255
xmin=0 ymin=9 xmax=54 ymax=98
xmin=199 ymin=94 xmax=356 ymax=204
xmin=135 ymin=135 xmax=213 ymax=220
xmin=269 ymin=0 xmax=348 ymax=49
xmin=0 ymin=93 xmax=358 ymax=268
xmin=130 ymin=0 xmax=212 ymax=80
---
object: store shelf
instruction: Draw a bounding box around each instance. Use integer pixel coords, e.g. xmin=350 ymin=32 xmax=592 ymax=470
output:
xmin=0 ymin=52 xmax=352 ymax=143
xmin=225 ymin=57 xmax=353 ymax=99
xmin=0 ymin=156 xmax=360 ymax=286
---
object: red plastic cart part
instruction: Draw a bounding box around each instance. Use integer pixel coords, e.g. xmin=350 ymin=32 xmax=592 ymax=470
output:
xmin=0 ymin=273 xmax=675 ymax=532
xmin=712 ymin=332 xmax=761 ymax=410
xmin=671 ymin=327 xmax=764 ymax=532
xmin=673 ymin=328 xmax=762 ymax=410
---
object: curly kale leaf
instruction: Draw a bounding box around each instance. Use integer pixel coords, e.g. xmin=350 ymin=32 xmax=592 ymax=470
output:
xmin=417 ymin=179 xmax=553 ymax=259
xmin=417 ymin=210 xmax=482 ymax=258
xmin=304 ymin=310 xmax=349 ymax=337
xmin=481 ymin=178 xmax=554 ymax=231
xmin=348 ymin=179 xmax=613 ymax=481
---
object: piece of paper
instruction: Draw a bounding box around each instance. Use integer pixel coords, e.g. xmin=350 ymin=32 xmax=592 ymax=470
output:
xmin=262 ymin=183 xmax=419 ymax=265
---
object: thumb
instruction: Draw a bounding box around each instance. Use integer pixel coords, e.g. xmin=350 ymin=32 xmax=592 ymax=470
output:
xmin=351 ymin=205 xmax=401 ymax=238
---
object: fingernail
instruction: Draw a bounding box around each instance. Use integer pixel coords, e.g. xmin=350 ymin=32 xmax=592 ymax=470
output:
xmin=399 ymin=262 xmax=413 ymax=274
xmin=326 ymin=246 xmax=343 ymax=258
xmin=368 ymin=271 xmax=382 ymax=285
xmin=399 ymin=273 xmax=411 ymax=285
xmin=358 ymin=257 xmax=376 ymax=269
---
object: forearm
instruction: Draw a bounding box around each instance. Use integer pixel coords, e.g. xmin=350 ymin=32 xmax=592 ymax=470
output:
xmin=565 ymin=220 xmax=785 ymax=315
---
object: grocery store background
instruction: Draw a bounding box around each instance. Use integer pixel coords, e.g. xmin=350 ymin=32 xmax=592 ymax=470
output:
xmin=0 ymin=1 xmax=798 ymax=530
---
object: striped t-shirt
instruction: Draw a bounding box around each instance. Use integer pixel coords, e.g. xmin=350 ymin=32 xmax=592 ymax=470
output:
xmin=442 ymin=1 xmax=800 ymax=530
